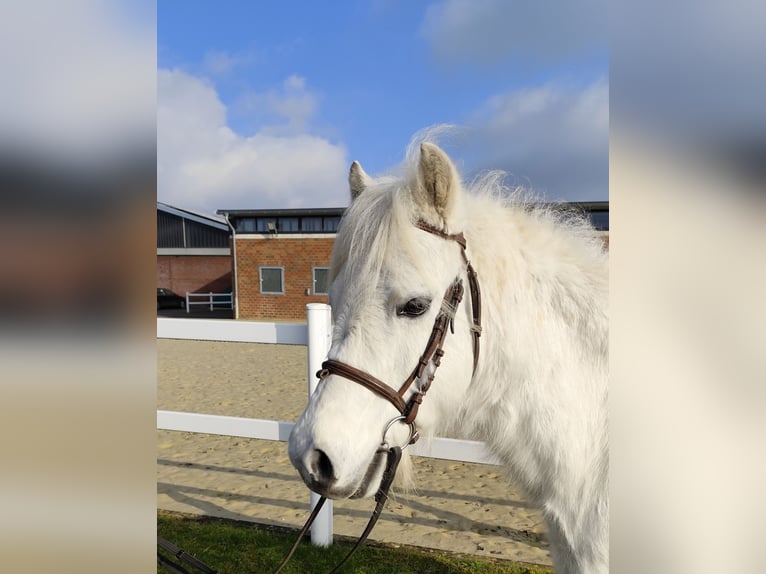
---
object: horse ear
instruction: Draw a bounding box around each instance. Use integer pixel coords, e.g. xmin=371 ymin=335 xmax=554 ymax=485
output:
xmin=415 ymin=143 xmax=460 ymax=221
xmin=349 ymin=161 xmax=372 ymax=201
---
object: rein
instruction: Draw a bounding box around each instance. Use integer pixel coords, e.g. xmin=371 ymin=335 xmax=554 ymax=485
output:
xmin=272 ymin=219 xmax=482 ymax=573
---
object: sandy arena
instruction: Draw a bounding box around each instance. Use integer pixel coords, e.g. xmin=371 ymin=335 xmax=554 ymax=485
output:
xmin=157 ymin=338 xmax=552 ymax=567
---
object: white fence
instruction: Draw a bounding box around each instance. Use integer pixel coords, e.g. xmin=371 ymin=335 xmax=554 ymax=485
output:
xmin=156 ymin=411 xmax=499 ymax=465
xmin=157 ymin=303 xmax=498 ymax=546
xmin=185 ymin=291 xmax=233 ymax=312
xmin=157 ymin=317 xmax=307 ymax=345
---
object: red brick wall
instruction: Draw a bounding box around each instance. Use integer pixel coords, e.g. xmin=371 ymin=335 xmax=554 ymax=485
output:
xmin=235 ymin=236 xmax=334 ymax=321
xmin=156 ymin=255 xmax=233 ymax=297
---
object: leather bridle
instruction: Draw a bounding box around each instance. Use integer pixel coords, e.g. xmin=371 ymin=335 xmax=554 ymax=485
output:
xmin=273 ymin=219 xmax=482 ymax=573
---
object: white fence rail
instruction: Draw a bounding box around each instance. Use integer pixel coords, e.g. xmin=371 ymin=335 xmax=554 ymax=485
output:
xmin=185 ymin=291 xmax=233 ymax=312
xmin=156 ymin=410 xmax=499 ymax=465
xmin=157 ymin=303 xmax=498 ymax=546
xmin=157 ymin=317 xmax=307 ymax=345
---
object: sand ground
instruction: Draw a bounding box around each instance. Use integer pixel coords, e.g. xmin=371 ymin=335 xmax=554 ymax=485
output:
xmin=157 ymin=338 xmax=552 ymax=567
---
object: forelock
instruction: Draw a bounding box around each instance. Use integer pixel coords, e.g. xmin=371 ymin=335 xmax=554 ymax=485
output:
xmin=330 ymin=179 xmax=419 ymax=292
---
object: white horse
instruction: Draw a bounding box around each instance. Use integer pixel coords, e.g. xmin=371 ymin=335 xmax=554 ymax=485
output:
xmin=288 ymin=142 xmax=608 ymax=573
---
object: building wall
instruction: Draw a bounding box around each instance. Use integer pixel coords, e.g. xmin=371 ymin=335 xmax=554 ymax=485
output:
xmin=235 ymin=235 xmax=335 ymax=321
xmin=232 ymin=231 xmax=609 ymax=322
xmin=157 ymin=255 xmax=233 ymax=297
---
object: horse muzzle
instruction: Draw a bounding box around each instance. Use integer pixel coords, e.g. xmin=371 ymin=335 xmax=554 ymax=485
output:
xmin=291 ymin=441 xmax=388 ymax=500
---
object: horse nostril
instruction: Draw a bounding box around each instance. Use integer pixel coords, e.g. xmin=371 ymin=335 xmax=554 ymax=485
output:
xmin=310 ymin=449 xmax=334 ymax=484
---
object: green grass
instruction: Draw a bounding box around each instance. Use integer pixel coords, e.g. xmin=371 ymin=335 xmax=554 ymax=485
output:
xmin=158 ymin=511 xmax=553 ymax=574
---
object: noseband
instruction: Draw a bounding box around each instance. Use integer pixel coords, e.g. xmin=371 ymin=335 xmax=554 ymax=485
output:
xmin=273 ymin=220 xmax=482 ymax=573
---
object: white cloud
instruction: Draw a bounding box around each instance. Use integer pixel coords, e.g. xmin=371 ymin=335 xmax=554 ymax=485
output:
xmin=456 ymin=78 xmax=608 ymax=200
xmin=421 ymin=0 xmax=606 ymax=68
xmin=158 ymin=69 xmax=349 ymax=215
xmin=418 ymin=0 xmax=608 ymax=200
xmin=201 ymin=49 xmax=258 ymax=76
xmin=201 ymin=51 xmax=240 ymax=76
xmin=234 ymin=75 xmax=319 ymax=136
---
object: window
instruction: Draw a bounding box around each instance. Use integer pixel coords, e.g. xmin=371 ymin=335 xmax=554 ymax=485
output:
xmin=313 ymin=267 xmax=329 ymax=295
xmin=588 ymin=211 xmax=609 ymax=231
xmin=260 ymin=267 xmax=284 ymax=294
xmin=256 ymin=218 xmax=277 ymax=233
xmin=301 ymin=216 xmax=322 ymax=232
xmin=237 ymin=218 xmax=256 ymax=233
xmin=279 ymin=217 xmax=300 ymax=232
xmin=323 ymin=216 xmax=341 ymax=232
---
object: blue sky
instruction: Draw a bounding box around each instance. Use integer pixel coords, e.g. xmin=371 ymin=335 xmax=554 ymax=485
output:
xmin=158 ymin=0 xmax=608 ymax=215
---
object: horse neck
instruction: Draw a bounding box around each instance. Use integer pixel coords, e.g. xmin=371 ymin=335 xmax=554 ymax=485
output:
xmin=465 ymin=198 xmax=607 ymax=356
xmin=460 ymin=198 xmax=609 ymax=574
xmin=461 ymin=197 xmax=608 ymax=435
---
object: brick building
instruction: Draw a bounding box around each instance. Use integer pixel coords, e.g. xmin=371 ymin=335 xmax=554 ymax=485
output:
xmin=218 ymin=203 xmax=608 ymax=322
xmin=157 ymin=203 xmax=233 ymax=300
xmin=218 ymin=208 xmax=341 ymax=321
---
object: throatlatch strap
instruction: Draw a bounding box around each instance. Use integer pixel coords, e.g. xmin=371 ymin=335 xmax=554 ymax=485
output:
xmin=466 ymin=261 xmax=482 ymax=372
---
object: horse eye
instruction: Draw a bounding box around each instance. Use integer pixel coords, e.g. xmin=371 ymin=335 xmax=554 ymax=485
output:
xmin=396 ymin=297 xmax=431 ymax=317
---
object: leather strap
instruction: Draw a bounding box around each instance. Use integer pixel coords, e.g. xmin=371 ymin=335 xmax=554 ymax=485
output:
xmin=326 ymin=447 xmax=402 ymax=573
xmin=321 ymin=277 xmax=463 ymax=428
xmin=158 ymin=536 xmax=219 ymax=574
xmin=273 ymin=447 xmax=402 ymax=574
xmin=415 ymin=220 xmax=482 ymax=373
xmin=272 ymin=496 xmax=328 ymax=574
xmin=397 ymin=279 xmax=463 ymax=424
xmin=414 ymin=220 xmax=467 ymax=250
xmin=466 ymin=261 xmax=482 ymax=372
xmin=319 ymin=360 xmax=407 ymax=415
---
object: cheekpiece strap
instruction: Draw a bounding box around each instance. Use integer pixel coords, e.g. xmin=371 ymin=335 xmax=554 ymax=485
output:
xmin=414 ymin=220 xmax=482 ymax=373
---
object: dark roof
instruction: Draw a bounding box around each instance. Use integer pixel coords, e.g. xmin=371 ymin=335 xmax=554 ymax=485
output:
xmin=217 ymin=207 xmax=346 ymax=218
xmin=218 ymin=202 xmax=608 ymax=231
xmin=557 ymin=201 xmax=608 ymax=211
xmin=157 ymin=203 xmax=231 ymax=249
xmin=216 ymin=203 xmax=607 ymax=217
xmin=159 ymin=202 xmax=229 ymax=231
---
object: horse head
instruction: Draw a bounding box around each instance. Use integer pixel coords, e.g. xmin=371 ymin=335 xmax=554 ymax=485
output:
xmin=288 ymin=143 xmax=478 ymax=499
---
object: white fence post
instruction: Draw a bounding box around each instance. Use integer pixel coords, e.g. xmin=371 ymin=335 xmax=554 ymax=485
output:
xmin=306 ymin=303 xmax=333 ymax=546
